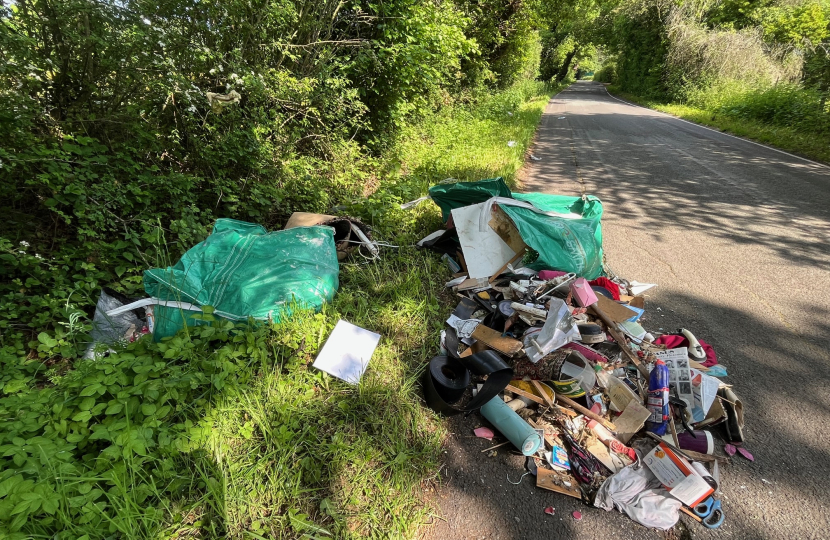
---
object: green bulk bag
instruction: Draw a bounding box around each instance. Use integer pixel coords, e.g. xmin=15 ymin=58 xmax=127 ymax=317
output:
xmin=502 ymin=193 xmax=604 ymax=279
xmin=144 ymin=218 xmax=339 ymax=340
xmin=428 ymin=177 xmax=512 ymax=222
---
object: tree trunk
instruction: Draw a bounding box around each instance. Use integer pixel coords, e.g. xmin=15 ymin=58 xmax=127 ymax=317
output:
xmin=556 ymin=48 xmax=578 ymax=82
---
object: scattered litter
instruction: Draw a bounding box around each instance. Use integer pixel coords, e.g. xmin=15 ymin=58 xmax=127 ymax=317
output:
xmin=572 ymin=511 xmax=582 ymax=520
xmin=545 ymin=506 xmax=555 ymax=515
xmin=416 ymin=178 xmax=744 ymax=535
xmin=206 ymin=90 xmax=241 ymax=113
xmin=401 ymin=195 xmax=430 ymax=210
xmin=507 ymin=140 xmax=517 ymax=147
xmin=736 ymin=447 xmax=754 ymax=461
xmin=530 ymin=154 xmax=542 ymax=161
xmin=558 ymin=116 xmax=566 ymax=119
xmin=474 ymin=427 xmax=495 ymax=440
xmin=312 ymin=320 xmax=380 ymax=384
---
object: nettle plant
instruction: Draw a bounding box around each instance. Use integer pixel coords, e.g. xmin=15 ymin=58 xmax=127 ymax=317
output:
xmin=0 ymin=314 xmax=283 ymax=538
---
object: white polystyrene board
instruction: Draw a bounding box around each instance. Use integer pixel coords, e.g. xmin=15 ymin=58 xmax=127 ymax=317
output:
xmin=452 ymin=202 xmax=518 ymax=279
xmin=312 ymin=320 xmax=381 ymax=384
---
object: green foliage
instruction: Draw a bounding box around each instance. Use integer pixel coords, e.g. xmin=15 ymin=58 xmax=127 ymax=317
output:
xmin=593 ymin=62 xmax=618 ymax=83
xmin=600 ymin=0 xmax=830 ymax=152
xmin=757 ymin=1 xmax=830 ymax=45
xmin=611 ymin=5 xmax=669 ymax=99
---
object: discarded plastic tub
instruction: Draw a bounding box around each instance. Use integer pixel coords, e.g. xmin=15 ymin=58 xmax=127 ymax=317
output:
xmin=480 ymin=396 xmax=542 ymax=456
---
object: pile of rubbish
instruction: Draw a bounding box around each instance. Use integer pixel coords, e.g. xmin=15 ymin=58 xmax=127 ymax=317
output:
xmin=83 ymin=174 xmax=748 ymax=531
xmin=420 ymin=178 xmax=746 ymax=531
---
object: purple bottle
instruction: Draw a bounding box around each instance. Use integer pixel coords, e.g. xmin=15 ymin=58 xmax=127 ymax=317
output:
xmin=646 ymin=359 xmax=670 ymax=435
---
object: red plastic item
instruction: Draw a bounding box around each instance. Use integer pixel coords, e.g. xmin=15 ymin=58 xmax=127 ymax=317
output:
xmin=544 ymin=506 xmax=555 ymax=515
xmin=589 ymin=277 xmax=621 ymax=300
xmin=572 ymin=511 xmax=582 ymax=520
xmin=653 ymin=334 xmax=719 ymax=367
xmin=474 ymin=427 xmax=495 ymax=440
xmin=737 ymin=447 xmax=755 ymax=461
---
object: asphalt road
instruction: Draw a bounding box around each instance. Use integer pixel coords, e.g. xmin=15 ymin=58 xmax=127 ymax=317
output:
xmin=421 ymin=81 xmax=830 ymax=540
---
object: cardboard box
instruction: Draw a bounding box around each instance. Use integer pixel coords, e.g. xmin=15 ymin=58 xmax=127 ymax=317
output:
xmin=643 ymin=442 xmax=714 ymax=506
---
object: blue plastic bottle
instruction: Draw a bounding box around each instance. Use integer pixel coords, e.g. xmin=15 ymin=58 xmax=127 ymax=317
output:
xmin=646 ymin=359 xmax=670 ymax=435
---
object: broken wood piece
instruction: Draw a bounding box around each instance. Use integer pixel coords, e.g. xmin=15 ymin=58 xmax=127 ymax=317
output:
xmin=555 ymin=393 xmax=616 ymax=431
xmin=470 ymin=325 xmax=523 ymax=356
xmin=680 ymin=506 xmax=703 ymax=523
xmin=613 ymin=400 xmax=651 ymax=444
xmin=590 ymin=302 xmax=650 ymax=379
xmin=593 ymin=295 xmax=638 ymax=323
xmin=536 ymin=467 xmax=582 ymax=499
xmin=530 ymin=380 xmax=556 ymax=408
xmin=457 ymin=277 xmax=490 ymax=291
xmin=510 ymin=302 xmax=547 ymax=319
xmin=505 ymin=384 xmax=546 ymax=405
xmin=480 ymin=440 xmax=512 ymax=453
xmin=488 ymin=250 xmax=524 ymax=283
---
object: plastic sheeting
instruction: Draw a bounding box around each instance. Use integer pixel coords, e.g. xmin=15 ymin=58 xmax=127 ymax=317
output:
xmin=144 ymin=218 xmax=339 ymax=340
xmin=594 ymin=462 xmax=683 ymax=530
xmin=428 ymin=177 xmax=512 ymax=222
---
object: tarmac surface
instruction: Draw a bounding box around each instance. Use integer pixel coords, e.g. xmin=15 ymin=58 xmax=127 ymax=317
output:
xmin=421 ymin=81 xmax=830 ymax=540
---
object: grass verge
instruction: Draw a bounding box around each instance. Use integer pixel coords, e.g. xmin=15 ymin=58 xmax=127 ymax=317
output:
xmin=0 ymin=80 xmax=559 ymax=540
xmin=608 ymin=87 xmax=830 ymax=164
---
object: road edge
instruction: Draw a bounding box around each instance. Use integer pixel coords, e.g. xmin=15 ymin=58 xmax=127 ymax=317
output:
xmin=602 ymin=85 xmax=830 ymax=170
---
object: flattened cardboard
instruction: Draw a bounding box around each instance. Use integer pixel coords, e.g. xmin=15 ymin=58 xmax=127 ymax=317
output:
xmin=471 ymin=324 xmax=523 ymax=356
xmin=591 ymin=295 xmax=638 ymax=324
xmin=586 ymin=438 xmax=625 ymax=474
xmin=457 ymin=277 xmax=491 ymax=291
xmin=613 ymin=400 xmax=651 ymax=444
xmin=488 ymin=205 xmax=528 ymax=253
xmin=536 ymin=467 xmax=582 ymax=499
xmin=284 ymin=212 xmax=337 ymax=229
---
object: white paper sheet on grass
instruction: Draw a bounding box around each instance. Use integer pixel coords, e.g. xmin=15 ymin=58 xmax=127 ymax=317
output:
xmin=312 ymin=320 xmax=381 ymax=384
xmin=452 ymin=202 xmax=518 ymax=279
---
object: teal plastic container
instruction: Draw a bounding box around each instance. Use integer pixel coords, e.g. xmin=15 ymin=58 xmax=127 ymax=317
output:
xmin=480 ymin=396 xmax=543 ymax=456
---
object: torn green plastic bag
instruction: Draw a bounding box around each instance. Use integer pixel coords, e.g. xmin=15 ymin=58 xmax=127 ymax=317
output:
xmin=504 ymin=193 xmax=604 ymax=279
xmin=427 ymin=179 xmax=605 ymax=279
xmin=428 ymin=177 xmax=512 ymax=222
xmin=144 ymin=218 xmax=339 ymax=340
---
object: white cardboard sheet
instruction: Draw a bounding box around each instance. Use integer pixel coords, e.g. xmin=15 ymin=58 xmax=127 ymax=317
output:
xmin=312 ymin=320 xmax=381 ymax=384
xmin=452 ymin=202 xmax=518 ymax=279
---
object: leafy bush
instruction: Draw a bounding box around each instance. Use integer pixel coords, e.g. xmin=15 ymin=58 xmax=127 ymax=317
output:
xmin=593 ymin=63 xmax=617 ymax=83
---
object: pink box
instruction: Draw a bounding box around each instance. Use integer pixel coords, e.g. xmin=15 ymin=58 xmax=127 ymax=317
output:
xmin=570 ymin=277 xmax=598 ymax=307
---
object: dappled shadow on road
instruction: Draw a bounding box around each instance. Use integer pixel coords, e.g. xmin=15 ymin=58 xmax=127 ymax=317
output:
xmin=523 ymin=82 xmax=830 ymax=271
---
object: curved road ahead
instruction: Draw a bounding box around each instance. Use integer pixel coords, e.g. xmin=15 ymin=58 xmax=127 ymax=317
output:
xmin=423 ymin=81 xmax=830 ymax=540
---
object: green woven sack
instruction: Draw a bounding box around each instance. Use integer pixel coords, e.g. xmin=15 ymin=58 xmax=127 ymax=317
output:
xmin=144 ymin=219 xmax=339 ymax=340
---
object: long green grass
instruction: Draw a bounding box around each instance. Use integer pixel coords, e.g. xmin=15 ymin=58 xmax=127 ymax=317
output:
xmin=609 ymin=87 xmax=830 ymax=164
